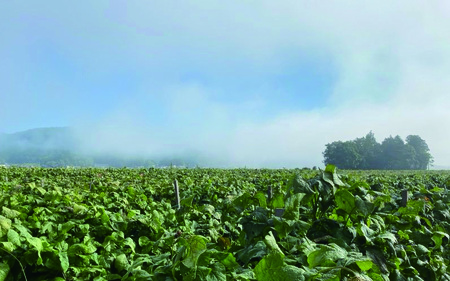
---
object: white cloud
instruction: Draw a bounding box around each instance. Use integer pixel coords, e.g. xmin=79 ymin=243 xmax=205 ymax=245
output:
xmin=223 ymin=99 xmax=450 ymax=168
xmin=151 ymin=0 xmax=450 ymax=167
xmin=89 ymin=1 xmax=450 ymax=167
xmin=3 ymin=1 xmax=450 ymax=167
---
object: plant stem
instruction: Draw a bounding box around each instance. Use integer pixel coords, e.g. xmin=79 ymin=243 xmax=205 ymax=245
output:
xmin=345 ymin=206 xmax=357 ymax=226
xmin=0 ymin=247 xmax=28 ymax=281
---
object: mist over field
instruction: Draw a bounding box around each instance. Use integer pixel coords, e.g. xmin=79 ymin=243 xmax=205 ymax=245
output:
xmin=1 ymin=1 xmax=449 ymax=168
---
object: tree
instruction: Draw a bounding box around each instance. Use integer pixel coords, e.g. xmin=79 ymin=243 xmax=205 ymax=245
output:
xmin=354 ymin=131 xmax=383 ymax=169
xmin=380 ymin=136 xmax=416 ymax=170
xmin=406 ymin=135 xmax=433 ymax=169
xmin=323 ymin=141 xmax=361 ymax=169
xmin=323 ymin=132 xmax=432 ymax=170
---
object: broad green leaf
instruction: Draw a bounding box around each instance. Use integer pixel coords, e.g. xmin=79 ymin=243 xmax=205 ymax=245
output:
xmin=283 ymin=193 xmax=305 ymax=220
xmin=2 ymin=207 xmax=20 ymax=219
xmin=100 ymin=209 xmax=110 ymax=224
xmin=7 ymin=229 xmax=20 ymax=247
xmin=0 ymin=242 xmax=14 ymax=252
xmin=357 ymin=223 xmax=376 ymax=243
xmin=326 ymin=165 xmax=344 ymax=185
xmin=356 ymin=259 xmax=373 ymax=271
xmin=201 ymin=204 xmax=217 ymax=217
xmin=127 ymin=210 xmax=137 ymax=219
xmin=335 ymin=189 xmax=355 ymax=214
xmin=138 ymin=236 xmax=151 ymax=246
xmin=0 ymin=263 xmax=10 ymax=281
xmin=150 ymin=210 xmax=163 ymax=232
xmin=41 ymin=221 xmax=55 ymax=234
xmin=432 ymin=231 xmax=449 ymax=248
xmin=114 ymin=253 xmax=129 ymax=272
xmin=124 ymin=237 xmax=136 ymax=253
xmin=26 ymin=236 xmax=43 ymax=252
xmin=264 ymin=231 xmax=284 ymax=256
xmin=128 ymin=256 xmax=153 ymax=270
xmin=236 ymin=241 xmax=267 ymax=265
xmin=366 ymin=247 xmax=389 ymax=274
xmin=73 ymin=203 xmax=87 ymax=214
xmin=355 ymin=196 xmax=374 ymax=217
xmin=352 ymin=273 xmax=373 ymax=281
xmin=206 ymin=262 xmax=226 ymax=281
xmin=269 ymin=193 xmax=285 ymax=209
xmin=397 ymin=200 xmax=425 ymax=216
xmin=59 ymin=252 xmax=69 ymax=273
xmin=127 ymin=269 xmax=152 ymax=279
xmin=68 ymin=243 xmax=97 ymax=256
xmin=254 ymin=252 xmax=305 ymax=281
xmin=58 ymin=221 xmax=76 ymax=235
xmin=254 ymin=191 xmax=267 ymax=208
xmin=189 ymin=266 xmax=211 ymax=280
xmin=219 ymin=253 xmax=240 ymax=270
xmin=273 ymin=218 xmax=293 ymax=239
xmin=368 ymin=272 xmax=388 ymax=281
xmin=78 ymin=224 xmax=90 ymax=234
xmin=36 ymin=186 xmax=46 ymax=195
xmin=392 ymin=269 xmax=407 ymax=281
xmin=26 ymin=236 xmax=43 ymax=265
xmin=307 ymin=243 xmax=347 ymax=268
xmin=181 ymin=195 xmax=194 ymax=207
xmin=241 ymin=208 xmax=268 ymax=242
xmin=182 ymin=235 xmax=207 ymax=269
xmin=232 ymin=193 xmax=254 ymax=213
xmin=56 ymin=241 xmax=69 ymax=252
xmin=287 ymin=174 xmax=314 ymax=196
xmin=323 ymin=164 xmax=345 ymax=187
xmin=369 ymin=215 xmax=386 ymax=232
xmin=0 ymin=216 xmax=11 ymax=238
xmin=377 ymin=232 xmax=397 ymax=244
xmin=231 ymin=269 xmax=255 ymax=280
xmin=420 ymin=216 xmax=432 ymax=228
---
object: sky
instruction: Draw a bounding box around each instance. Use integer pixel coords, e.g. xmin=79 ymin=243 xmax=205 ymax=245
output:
xmin=1 ymin=1 xmax=450 ymax=168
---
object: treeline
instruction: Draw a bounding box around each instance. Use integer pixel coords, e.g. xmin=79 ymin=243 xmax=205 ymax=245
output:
xmin=0 ymin=149 xmax=154 ymax=168
xmin=0 ymin=128 xmax=197 ymax=168
xmin=323 ymin=132 xmax=433 ymax=170
xmin=0 ymin=149 xmax=93 ymax=167
xmin=0 ymin=148 xmax=199 ymax=168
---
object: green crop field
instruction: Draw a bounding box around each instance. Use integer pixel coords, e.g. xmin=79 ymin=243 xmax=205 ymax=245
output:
xmin=1 ymin=166 xmax=450 ymax=280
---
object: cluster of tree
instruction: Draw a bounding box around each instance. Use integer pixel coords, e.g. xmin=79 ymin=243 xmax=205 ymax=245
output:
xmin=323 ymin=132 xmax=433 ymax=170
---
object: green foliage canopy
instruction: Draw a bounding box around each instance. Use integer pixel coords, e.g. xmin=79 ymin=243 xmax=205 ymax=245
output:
xmin=323 ymin=132 xmax=433 ymax=170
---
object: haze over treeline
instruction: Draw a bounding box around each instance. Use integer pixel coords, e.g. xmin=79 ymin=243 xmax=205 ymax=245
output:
xmin=0 ymin=127 xmax=202 ymax=167
xmin=0 ymin=127 xmax=438 ymax=170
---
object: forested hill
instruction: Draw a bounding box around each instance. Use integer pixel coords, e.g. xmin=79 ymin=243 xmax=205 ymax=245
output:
xmin=0 ymin=127 xmax=76 ymax=150
xmin=0 ymin=127 xmax=88 ymax=167
xmin=0 ymin=127 xmax=194 ymax=167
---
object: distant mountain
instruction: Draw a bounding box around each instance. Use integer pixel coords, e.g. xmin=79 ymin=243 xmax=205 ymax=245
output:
xmin=0 ymin=127 xmax=197 ymax=168
xmin=0 ymin=127 xmax=77 ymax=150
xmin=0 ymin=127 xmax=90 ymax=167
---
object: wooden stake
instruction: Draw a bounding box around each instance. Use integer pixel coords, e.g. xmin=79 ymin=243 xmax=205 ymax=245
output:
xmin=401 ymin=189 xmax=408 ymax=207
xmin=274 ymin=208 xmax=285 ymax=217
xmin=174 ymin=180 xmax=180 ymax=209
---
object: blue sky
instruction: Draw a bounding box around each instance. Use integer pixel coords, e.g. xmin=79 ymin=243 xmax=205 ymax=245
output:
xmin=1 ymin=1 xmax=450 ymax=167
